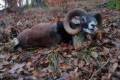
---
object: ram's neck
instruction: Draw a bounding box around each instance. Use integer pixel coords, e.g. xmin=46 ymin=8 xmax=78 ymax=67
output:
xmin=57 ymin=21 xmax=72 ymax=44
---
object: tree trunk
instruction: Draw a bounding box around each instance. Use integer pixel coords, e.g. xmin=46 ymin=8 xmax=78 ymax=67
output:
xmin=5 ymin=0 xmax=18 ymax=13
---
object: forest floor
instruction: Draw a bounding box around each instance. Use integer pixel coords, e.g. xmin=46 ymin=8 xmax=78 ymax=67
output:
xmin=0 ymin=0 xmax=120 ymax=80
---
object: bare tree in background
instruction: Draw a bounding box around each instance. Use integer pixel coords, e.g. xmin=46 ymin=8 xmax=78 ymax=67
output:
xmin=3 ymin=0 xmax=45 ymax=13
xmin=18 ymin=0 xmax=22 ymax=7
xmin=31 ymin=0 xmax=43 ymax=7
xmin=4 ymin=0 xmax=18 ymax=12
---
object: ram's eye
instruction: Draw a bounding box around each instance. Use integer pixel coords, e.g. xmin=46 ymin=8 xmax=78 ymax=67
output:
xmin=81 ymin=16 xmax=87 ymax=23
xmin=91 ymin=24 xmax=96 ymax=28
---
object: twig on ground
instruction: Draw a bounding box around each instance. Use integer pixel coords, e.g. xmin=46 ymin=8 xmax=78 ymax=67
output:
xmin=89 ymin=58 xmax=110 ymax=80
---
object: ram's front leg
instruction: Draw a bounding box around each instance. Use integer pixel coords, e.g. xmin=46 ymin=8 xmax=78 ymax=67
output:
xmin=73 ymin=32 xmax=92 ymax=50
xmin=73 ymin=32 xmax=85 ymax=50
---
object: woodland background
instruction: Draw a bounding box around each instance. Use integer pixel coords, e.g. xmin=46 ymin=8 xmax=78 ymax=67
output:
xmin=0 ymin=0 xmax=120 ymax=80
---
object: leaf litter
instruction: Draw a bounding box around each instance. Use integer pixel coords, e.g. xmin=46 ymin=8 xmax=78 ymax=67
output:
xmin=0 ymin=2 xmax=120 ymax=80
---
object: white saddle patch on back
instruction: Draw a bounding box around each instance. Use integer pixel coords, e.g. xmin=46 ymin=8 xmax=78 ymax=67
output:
xmin=11 ymin=38 xmax=19 ymax=46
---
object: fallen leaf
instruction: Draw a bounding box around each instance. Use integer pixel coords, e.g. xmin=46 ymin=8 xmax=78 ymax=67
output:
xmin=9 ymin=63 xmax=26 ymax=74
xmin=32 ymin=70 xmax=48 ymax=78
xmin=91 ymin=52 xmax=99 ymax=58
xmin=59 ymin=63 xmax=72 ymax=70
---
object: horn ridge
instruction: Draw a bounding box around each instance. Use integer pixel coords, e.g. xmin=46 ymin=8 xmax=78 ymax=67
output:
xmin=63 ymin=8 xmax=87 ymax=35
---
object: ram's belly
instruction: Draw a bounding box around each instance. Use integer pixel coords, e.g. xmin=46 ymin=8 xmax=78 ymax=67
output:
xmin=26 ymin=34 xmax=56 ymax=48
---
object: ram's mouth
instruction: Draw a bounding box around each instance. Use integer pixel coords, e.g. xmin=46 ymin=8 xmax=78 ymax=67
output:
xmin=83 ymin=26 xmax=98 ymax=34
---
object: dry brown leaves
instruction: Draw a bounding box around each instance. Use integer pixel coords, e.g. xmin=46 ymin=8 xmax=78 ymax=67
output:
xmin=0 ymin=2 xmax=120 ymax=80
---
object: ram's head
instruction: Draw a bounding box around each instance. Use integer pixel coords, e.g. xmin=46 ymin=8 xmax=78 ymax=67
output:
xmin=63 ymin=9 xmax=102 ymax=35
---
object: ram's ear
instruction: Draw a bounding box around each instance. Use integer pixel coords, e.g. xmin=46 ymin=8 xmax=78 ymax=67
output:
xmin=94 ymin=13 xmax=102 ymax=26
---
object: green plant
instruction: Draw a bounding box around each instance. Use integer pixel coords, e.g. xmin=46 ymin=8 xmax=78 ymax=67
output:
xmin=48 ymin=50 xmax=63 ymax=72
xmin=107 ymin=0 xmax=120 ymax=10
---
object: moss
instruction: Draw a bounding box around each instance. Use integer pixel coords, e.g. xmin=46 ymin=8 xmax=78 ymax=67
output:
xmin=107 ymin=0 xmax=120 ymax=10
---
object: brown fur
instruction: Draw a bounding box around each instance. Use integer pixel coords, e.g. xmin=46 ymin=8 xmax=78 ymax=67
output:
xmin=17 ymin=23 xmax=60 ymax=48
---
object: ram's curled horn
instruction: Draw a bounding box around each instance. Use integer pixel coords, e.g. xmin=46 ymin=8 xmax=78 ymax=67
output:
xmin=63 ymin=8 xmax=87 ymax=35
